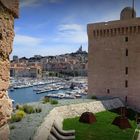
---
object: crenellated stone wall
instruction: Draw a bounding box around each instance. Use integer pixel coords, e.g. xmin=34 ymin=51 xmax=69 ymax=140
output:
xmin=0 ymin=1 xmax=19 ymax=140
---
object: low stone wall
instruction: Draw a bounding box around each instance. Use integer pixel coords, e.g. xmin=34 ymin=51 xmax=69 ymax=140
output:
xmin=34 ymin=98 xmax=124 ymax=140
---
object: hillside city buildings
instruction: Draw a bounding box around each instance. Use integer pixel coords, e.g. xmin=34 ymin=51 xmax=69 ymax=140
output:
xmin=88 ymin=7 xmax=140 ymax=110
xmin=10 ymin=47 xmax=88 ymax=78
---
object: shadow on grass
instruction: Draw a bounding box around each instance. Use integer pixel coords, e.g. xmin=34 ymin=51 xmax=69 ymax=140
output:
xmin=63 ymin=110 xmax=137 ymax=140
xmin=110 ymin=107 xmax=138 ymax=121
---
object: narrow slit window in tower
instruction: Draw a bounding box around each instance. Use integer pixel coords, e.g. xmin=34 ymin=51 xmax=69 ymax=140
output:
xmin=125 ymin=67 xmax=128 ymax=75
xmin=125 ymin=37 xmax=128 ymax=42
xmin=126 ymin=49 xmax=128 ymax=56
xmin=125 ymin=80 xmax=128 ymax=88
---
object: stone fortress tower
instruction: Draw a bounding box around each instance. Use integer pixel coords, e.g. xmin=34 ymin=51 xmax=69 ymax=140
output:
xmin=88 ymin=7 xmax=140 ymax=111
xmin=0 ymin=0 xmax=19 ymax=139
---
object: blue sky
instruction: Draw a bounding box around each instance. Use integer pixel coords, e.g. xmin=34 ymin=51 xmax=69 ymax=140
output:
xmin=12 ymin=0 xmax=140 ymax=58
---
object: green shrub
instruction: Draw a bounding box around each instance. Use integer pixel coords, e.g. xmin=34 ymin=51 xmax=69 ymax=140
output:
xmin=10 ymin=125 xmax=16 ymax=130
xmin=35 ymin=108 xmax=42 ymax=113
xmin=15 ymin=104 xmax=24 ymax=111
xmin=10 ymin=110 xmax=26 ymax=123
xmin=133 ymin=130 xmax=139 ymax=140
xmin=16 ymin=104 xmax=41 ymax=114
xmin=50 ymin=99 xmax=58 ymax=105
xmin=91 ymin=95 xmax=97 ymax=99
xmin=42 ymin=97 xmax=50 ymax=104
xmin=16 ymin=110 xmax=26 ymax=118
xmin=15 ymin=104 xmax=20 ymax=110
xmin=18 ymin=106 xmax=24 ymax=111
xmin=22 ymin=105 xmax=35 ymax=114
xmin=42 ymin=97 xmax=58 ymax=105
xmin=10 ymin=114 xmax=22 ymax=123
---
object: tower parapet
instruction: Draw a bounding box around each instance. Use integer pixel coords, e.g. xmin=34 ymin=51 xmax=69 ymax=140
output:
xmin=120 ymin=7 xmax=136 ymax=20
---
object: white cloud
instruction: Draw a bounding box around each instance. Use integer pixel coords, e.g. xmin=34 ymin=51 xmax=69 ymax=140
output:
xmin=14 ymin=27 xmax=21 ymax=33
xmin=14 ymin=34 xmax=43 ymax=47
xmin=12 ymin=34 xmax=45 ymax=57
xmin=12 ymin=36 xmax=72 ymax=58
xmin=55 ymin=24 xmax=88 ymax=44
xmin=48 ymin=0 xmax=63 ymax=4
xmin=20 ymin=0 xmax=41 ymax=7
xmin=20 ymin=0 xmax=63 ymax=7
xmin=12 ymin=24 xmax=88 ymax=58
xmin=58 ymin=24 xmax=83 ymax=32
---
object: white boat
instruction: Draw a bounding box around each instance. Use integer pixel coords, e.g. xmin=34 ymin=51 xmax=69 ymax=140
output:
xmin=75 ymin=94 xmax=82 ymax=98
xmin=64 ymin=94 xmax=76 ymax=99
xmin=45 ymin=93 xmax=59 ymax=98
xmin=10 ymin=88 xmax=14 ymax=91
xmin=45 ymin=92 xmax=76 ymax=99
xmin=11 ymin=99 xmax=15 ymax=104
xmin=33 ymin=87 xmax=43 ymax=92
xmin=36 ymin=87 xmax=55 ymax=94
xmin=14 ymin=83 xmax=33 ymax=89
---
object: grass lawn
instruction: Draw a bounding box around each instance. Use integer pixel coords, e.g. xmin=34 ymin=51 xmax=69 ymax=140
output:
xmin=63 ymin=111 xmax=137 ymax=140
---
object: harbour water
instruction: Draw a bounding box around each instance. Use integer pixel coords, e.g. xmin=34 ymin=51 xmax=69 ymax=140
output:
xmin=8 ymin=87 xmax=69 ymax=105
xmin=9 ymin=77 xmax=88 ymax=105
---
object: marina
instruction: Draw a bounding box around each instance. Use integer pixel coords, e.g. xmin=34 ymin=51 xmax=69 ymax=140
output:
xmin=9 ymin=77 xmax=63 ymax=90
xmin=9 ymin=77 xmax=88 ymax=105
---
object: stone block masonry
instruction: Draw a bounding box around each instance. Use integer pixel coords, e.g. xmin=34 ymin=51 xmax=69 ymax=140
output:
xmin=88 ymin=7 xmax=140 ymax=111
xmin=0 ymin=1 xmax=19 ymax=140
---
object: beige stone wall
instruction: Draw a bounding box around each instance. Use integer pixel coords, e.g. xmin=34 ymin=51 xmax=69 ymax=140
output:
xmin=88 ymin=8 xmax=140 ymax=111
xmin=0 ymin=1 xmax=19 ymax=139
xmin=0 ymin=124 xmax=10 ymax=140
xmin=0 ymin=0 xmax=19 ymax=18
